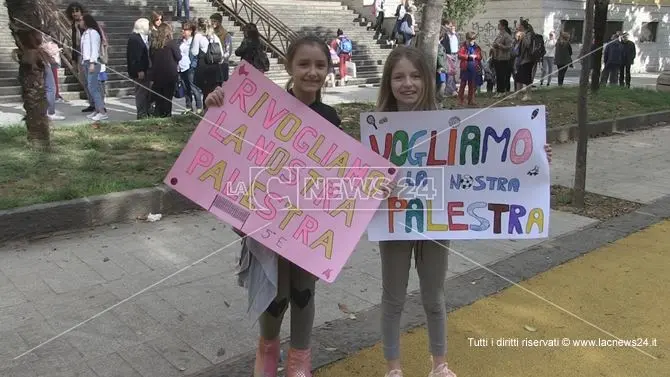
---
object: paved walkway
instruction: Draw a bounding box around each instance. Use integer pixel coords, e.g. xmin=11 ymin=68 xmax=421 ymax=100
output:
xmin=1 ymin=124 xmax=669 ymax=376
xmin=315 ymin=220 xmax=670 ymax=377
xmin=0 ymin=72 xmax=660 ymax=128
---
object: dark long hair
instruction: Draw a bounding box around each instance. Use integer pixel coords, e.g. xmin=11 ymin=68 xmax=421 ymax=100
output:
xmin=65 ymin=2 xmax=85 ymax=23
xmin=81 ymin=14 xmax=102 ymax=37
xmin=284 ymin=34 xmax=332 ymax=102
xmin=499 ymin=19 xmax=512 ymax=35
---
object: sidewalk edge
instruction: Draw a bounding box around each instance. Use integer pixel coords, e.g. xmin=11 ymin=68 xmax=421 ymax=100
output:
xmin=0 ymin=186 xmax=199 ymax=244
xmin=1 ymin=112 xmax=668 ymax=245
xmin=189 ymin=194 xmax=670 ymax=377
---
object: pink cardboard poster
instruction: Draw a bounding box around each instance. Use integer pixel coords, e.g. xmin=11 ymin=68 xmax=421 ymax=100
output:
xmin=164 ymin=63 xmax=397 ymax=283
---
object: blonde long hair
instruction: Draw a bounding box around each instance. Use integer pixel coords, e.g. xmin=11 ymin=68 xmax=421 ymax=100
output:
xmin=376 ymin=47 xmax=437 ymax=112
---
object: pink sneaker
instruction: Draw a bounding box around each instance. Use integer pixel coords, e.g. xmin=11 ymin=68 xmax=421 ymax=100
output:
xmin=286 ymin=347 xmax=312 ymax=377
xmin=428 ymin=363 xmax=457 ymax=377
xmin=253 ymin=337 xmax=280 ymax=377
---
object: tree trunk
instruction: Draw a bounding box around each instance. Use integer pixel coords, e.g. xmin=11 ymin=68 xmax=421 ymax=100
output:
xmin=589 ymin=0 xmax=609 ymax=92
xmin=416 ymin=0 xmax=444 ymax=75
xmin=6 ymin=0 xmax=62 ymax=148
xmin=573 ymin=0 xmax=596 ymax=208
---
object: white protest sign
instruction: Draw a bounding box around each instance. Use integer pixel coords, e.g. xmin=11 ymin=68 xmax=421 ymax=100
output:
xmin=360 ymin=106 xmax=550 ymax=241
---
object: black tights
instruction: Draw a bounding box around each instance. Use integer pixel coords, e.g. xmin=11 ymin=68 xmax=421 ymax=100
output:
xmin=259 ymin=256 xmax=316 ymax=349
xmin=557 ymin=65 xmax=569 ymax=86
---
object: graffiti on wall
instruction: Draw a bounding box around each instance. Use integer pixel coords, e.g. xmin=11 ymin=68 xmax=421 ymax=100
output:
xmin=470 ymin=19 xmax=520 ymax=47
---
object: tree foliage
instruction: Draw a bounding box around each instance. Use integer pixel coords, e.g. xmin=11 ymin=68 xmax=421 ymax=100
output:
xmin=414 ymin=0 xmax=487 ymax=26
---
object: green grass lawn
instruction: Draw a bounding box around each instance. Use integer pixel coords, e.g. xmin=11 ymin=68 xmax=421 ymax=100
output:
xmin=1 ymin=86 xmax=669 ymax=210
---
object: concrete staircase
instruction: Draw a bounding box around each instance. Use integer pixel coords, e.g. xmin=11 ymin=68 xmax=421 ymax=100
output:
xmin=255 ymin=0 xmax=391 ymax=85
xmin=0 ymin=0 xmax=387 ymax=104
xmin=0 ymin=0 xmax=289 ymax=104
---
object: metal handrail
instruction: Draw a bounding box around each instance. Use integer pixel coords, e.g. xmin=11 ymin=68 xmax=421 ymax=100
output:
xmin=212 ymin=0 xmax=299 ymax=60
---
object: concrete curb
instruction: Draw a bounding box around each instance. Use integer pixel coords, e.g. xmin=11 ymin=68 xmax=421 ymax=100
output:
xmin=0 ymin=186 xmax=199 ymax=244
xmin=189 ymin=194 xmax=670 ymax=377
xmin=1 ymin=110 xmax=668 ymax=244
xmin=547 ymin=109 xmax=670 ymax=142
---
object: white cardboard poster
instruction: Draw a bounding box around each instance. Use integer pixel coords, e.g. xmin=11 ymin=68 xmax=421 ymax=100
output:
xmin=360 ymin=106 xmax=551 ymax=241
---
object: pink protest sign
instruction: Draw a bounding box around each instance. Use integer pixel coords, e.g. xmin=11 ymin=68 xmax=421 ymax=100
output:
xmin=164 ymin=63 xmax=397 ymax=283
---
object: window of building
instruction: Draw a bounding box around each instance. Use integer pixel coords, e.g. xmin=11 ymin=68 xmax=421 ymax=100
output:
xmin=640 ymin=21 xmax=658 ymax=42
xmin=605 ymin=21 xmax=624 ymax=40
xmin=561 ymin=20 xmax=583 ymax=43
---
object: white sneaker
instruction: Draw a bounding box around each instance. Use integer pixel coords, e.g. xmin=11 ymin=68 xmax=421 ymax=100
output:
xmin=48 ymin=114 xmax=65 ymax=121
xmin=384 ymin=370 xmax=403 ymax=377
xmin=86 ymin=112 xmax=98 ymax=119
xmin=91 ymin=113 xmax=108 ymax=121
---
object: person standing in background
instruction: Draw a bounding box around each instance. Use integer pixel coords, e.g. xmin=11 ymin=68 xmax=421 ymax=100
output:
xmin=491 ymin=19 xmax=513 ymax=97
xmin=600 ymin=33 xmax=623 ymax=86
xmin=554 ymin=31 xmax=573 ymax=86
xmin=210 ymin=13 xmax=233 ymax=83
xmin=66 ymin=2 xmax=95 ymax=113
xmin=178 ymin=20 xmax=203 ymax=114
xmin=372 ymin=0 xmax=386 ymax=41
xmin=126 ymin=18 xmax=152 ymax=119
xmin=389 ymin=0 xmax=408 ymax=47
xmin=176 ymin=0 xmax=190 ymax=21
xmin=149 ymin=23 xmax=181 ymax=117
xmin=540 ymin=31 xmax=556 ymax=86
xmin=440 ymin=20 xmax=459 ymax=97
xmin=619 ymin=33 xmax=635 ymax=88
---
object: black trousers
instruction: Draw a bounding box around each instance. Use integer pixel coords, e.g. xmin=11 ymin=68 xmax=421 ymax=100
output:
xmin=556 ymin=65 xmax=569 ymax=86
xmin=373 ymin=12 xmax=385 ymax=39
xmin=493 ymin=59 xmax=512 ymax=92
xmin=152 ymin=80 xmax=176 ymax=118
xmin=619 ymin=64 xmax=631 ymax=87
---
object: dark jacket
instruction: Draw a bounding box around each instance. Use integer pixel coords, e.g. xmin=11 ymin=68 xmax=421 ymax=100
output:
xmin=621 ymin=40 xmax=636 ymax=65
xmin=604 ymin=40 xmax=623 ymax=66
xmin=71 ymin=23 xmax=84 ymax=62
xmin=149 ymin=39 xmax=181 ymax=84
xmin=554 ymin=41 xmax=573 ymax=67
xmin=126 ymin=33 xmax=150 ymax=79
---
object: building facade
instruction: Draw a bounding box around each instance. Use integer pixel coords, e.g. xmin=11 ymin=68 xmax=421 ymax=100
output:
xmin=351 ymin=0 xmax=669 ymax=73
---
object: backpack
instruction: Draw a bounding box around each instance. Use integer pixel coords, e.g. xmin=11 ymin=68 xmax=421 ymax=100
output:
xmin=339 ymin=37 xmax=353 ymax=54
xmin=530 ymin=33 xmax=545 ymax=62
xmin=205 ymin=36 xmax=223 ymax=65
xmin=252 ymin=47 xmax=270 ymax=72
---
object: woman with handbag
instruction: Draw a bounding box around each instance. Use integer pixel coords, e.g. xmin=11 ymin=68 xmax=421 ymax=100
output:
xmin=149 ymin=23 xmax=181 ymax=117
xmin=400 ymin=5 xmax=416 ymax=46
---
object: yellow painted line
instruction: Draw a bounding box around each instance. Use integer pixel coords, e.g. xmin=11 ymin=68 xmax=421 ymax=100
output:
xmin=316 ymin=221 xmax=670 ymax=377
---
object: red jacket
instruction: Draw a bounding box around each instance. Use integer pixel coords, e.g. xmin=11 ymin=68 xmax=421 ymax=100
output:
xmin=457 ymin=42 xmax=482 ymax=71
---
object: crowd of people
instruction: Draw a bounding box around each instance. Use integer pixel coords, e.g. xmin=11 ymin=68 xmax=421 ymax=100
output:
xmin=126 ymin=11 xmax=269 ymax=120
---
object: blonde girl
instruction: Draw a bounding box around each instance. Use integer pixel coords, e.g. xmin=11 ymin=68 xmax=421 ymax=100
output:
xmin=205 ymin=35 xmax=341 ymax=377
xmin=373 ymin=46 xmax=552 ymax=377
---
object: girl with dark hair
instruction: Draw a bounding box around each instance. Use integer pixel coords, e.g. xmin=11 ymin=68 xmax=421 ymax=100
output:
xmin=491 ymin=19 xmax=514 ymax=97
xmin=79 ymin=14 xmax=107 ymax=121
xmin=514 ymin=19 xmax=535 ymax=100
xmin=235 ymin=23 xmax=268 ymax=73
xmin=66 ymin=2 xmax=97 ymax=112
xmin=205 ymin=34 xmax=341 ymax=377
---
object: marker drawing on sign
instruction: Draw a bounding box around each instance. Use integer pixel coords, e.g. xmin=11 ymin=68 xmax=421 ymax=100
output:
xmin=367 ymin=115 xmax=377 ymax=129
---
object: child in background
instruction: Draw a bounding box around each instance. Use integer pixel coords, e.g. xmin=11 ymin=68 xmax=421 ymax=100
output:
xmin=483 ymin=49 xmax=496 ymax=94
xmin=457 ymin=31 xmax=482 ymax=106
xmin=436 ymin=41 xmax=447 ymax=102
xmin=326 ymin=42 xmax=339 ymax=87
xmin=204 ymin=35 xmax=342 ymax=377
